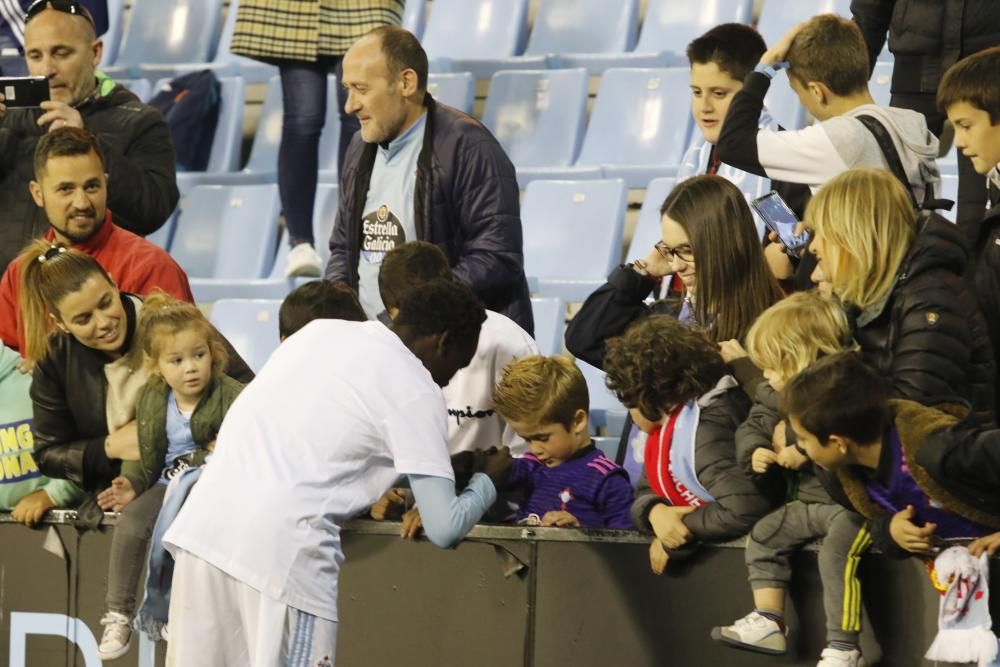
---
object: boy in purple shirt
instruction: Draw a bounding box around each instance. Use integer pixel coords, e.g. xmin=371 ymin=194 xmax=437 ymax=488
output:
xmin=782 ymin=352 xmax=1000 ymax=559
xmin=493 ymin=355 xmax=633 ymax=529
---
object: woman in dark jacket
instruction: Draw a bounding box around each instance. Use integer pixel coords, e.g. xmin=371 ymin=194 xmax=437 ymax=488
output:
xmin=807 ymin=168 xmax=996 ymax=426
xmin=602 ymin=315 xmax=772 ymax=575
xmin=19 ymin=241 xmax=253 ymax=493
xmin=566 ymin=175 xmax=783 ymax=370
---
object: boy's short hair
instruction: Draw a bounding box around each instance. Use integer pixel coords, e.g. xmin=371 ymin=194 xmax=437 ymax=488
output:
xmin=278 ymin=280 xmax=366 ymax=338
xmin=745 ymin=291 xmax=853 ymax=384
xmin=781 ymin=352 xmax=889 ymax=445
xmin=493 ymin=355 xmax=589 ymax=429
xmin=378 ymin=241 xmax=452 ymax=312
xmin=603 ymin=316 xmax=727 ymax=421
xmin=686 ymin=23 xmax=767 ymax=83
xmin=786 ymin=14 xmax=869 ymax=97
xmin=394 ymin=278 xmax=485 ymax=353
xmin=937 ymin=46 xmax=1000 ymax=123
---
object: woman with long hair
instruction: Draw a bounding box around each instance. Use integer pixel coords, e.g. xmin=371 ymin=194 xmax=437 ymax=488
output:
xmin=806 ymin=167 xmax=995 ymax=425
xmin=566 ymin=175 xmax=783 ymax=366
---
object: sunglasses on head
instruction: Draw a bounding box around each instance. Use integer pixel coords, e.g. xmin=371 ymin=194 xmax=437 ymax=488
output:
xmin=25 ymin=0 xmax=96 ymax=28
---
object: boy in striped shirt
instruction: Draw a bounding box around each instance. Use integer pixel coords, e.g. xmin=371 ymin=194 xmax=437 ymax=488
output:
xmin=494 ymin=355 xmax=633 ymax=529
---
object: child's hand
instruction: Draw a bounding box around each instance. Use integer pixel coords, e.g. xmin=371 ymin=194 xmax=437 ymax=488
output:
xmin=370 ymin=488 xmax=408 ymax=521
xmin=718 ymin=339 xmax=747 ymax=363
xmin=400 ymin=508 xmax=423 ymax=539
xmin=968 ymin=532 xmax=1000 ymax=558
xmin=540 ymin=511 xmax=580 ymax=528
xmin=649 ymin=504 xmax=696 ymax=550
xmin=96 ymin=476 xmax=137 ymax=513
xmin=889 ymin=505 xmax=937 ymax=553
xmin=752 ymin=447 xmax=778 ymax=473
xmin=649 ymin=539 xmax=669 ymax=575
xmin=777 ymin=445 xmax=808 ymax=470
xmin=11 ymin=489 xmax=56 ymax=527
xmin=478 ymin=446 xmax=513 ymax=489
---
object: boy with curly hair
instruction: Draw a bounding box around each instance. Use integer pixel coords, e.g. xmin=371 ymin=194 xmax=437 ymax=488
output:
xmin=602 ymin=316 xmax=771 ymax=573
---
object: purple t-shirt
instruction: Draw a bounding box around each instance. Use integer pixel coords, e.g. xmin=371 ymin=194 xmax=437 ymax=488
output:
xmin=865 ymin=428 xmax=991 ymax=539
xmin=508 ymin=445 xmax=634 ymax=529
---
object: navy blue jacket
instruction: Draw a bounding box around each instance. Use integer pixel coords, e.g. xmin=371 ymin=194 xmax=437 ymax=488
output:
xmin=326 ymin=96 xmax=533 ymax=334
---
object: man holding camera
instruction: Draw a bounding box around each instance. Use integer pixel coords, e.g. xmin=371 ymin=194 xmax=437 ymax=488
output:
xmin=0 ymin=0 xmax=178 ymax=271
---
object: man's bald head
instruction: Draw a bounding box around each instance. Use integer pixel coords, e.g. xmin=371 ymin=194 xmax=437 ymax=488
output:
xmin=24 ymin=6 xmax=101 ymax=105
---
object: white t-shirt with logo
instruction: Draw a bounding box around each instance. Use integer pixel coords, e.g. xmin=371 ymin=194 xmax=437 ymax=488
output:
xmin=163 ymin=320 xmax=454 ymax=622
xmin=443 ymin=310 xmax=538 ymax=455
xmin=356 ymin=113 xmax=427 ymax=318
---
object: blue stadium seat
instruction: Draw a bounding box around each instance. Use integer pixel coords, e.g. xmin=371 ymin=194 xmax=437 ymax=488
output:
xmin=317 ymin=77 xmax=345 ymax=183
xmin=269 ymin=184 xmax=340 ymax=284
xmin=616 ymin=0 xmax=754 ymax=67
xmin=104 ymin=0 xmax=224 ymax=79
xmin=592 ymin=437 xmax=619 ymax=459
xmin=577 ymin=359 xmax=626 ymax=432
xmin=427 ymin=72 xmax=475 ymax=114
xmin=164 ymin=76 xmax=246 ymax=192
xmin=170 ymin=185 xmax=282 ymax=302
xmin=522 ymin=179 xmax=627 ymax=301
xmin=155 ymin=0 xmax=278 ymax=84
xmin=524 ymin=0 xmax=639 ymax=74
xmin=422 ymin=0 xmax=538 ymax=79
xmin=869 ymin=61 xmax=893 ymax=107
xmin=575 ymin=68 xmax=694 ymax=187
xmin=939 ymin=145 xmax=958 ymax=175
xmin=757 ymin=0 xmax=851 ymax=130
xmin=209 ymin=299 xmax=282 ymax=373
xmin=99 ymin=0 xmax=126 ymax=68
xmin=116 ymin=78 xmax=151 ymax=102
xmin=145 ymin=211 xmax=176 ymax=251
xmin=481 ymin=69 xmax=589 ymax=188
xmin=402 ymin=0 xmax=427 ymax=40
xmin=626 ymin=177 xmax=676 ymax=260
xmin=530 ymin=297 xmax=564 ymax=355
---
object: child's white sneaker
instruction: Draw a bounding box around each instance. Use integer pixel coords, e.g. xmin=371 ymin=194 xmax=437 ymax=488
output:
xmin=285 ymin=243 xmax=322 ymax=277
xmin=97 ymin=611 xmax=132 ymax=660
xmin=817 ymin=647 xmax=866 ymax=667
xmin=710 ymin=610 xmax=787 ymax=654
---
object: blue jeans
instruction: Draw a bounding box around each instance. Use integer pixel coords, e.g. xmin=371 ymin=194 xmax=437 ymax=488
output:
xmin=278 ymin=58 xmax=359 ymax=247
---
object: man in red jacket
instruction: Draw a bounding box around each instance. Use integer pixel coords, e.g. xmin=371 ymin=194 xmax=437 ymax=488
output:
xmin=0 ymin=127 xmax=191 ymax=355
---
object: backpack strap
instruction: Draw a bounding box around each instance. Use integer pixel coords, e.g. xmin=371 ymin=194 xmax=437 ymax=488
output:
xmin=855 ymin=114 xmax=921 ymax=207
xmin=855 ymin=114 xmax=953 ymax=212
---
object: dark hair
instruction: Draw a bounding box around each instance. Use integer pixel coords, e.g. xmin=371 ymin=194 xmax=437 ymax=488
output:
xmin=378 ymin=241 xmax=452 ymax=312
xmin=279 ymin=280 xmax=366 ymax=338
xmin=603 ymin=316 xmax=728 ymax=421
xmin=937 ymin=46 xmax=1000 ymax=123
xmin=34 ymin=127 xmax=105 ymax=179
xmin=686 ymin=23 xmax=767 ymax=83
xmin=781 ymin=352 xmax=889 ymax=445
xmin=393 ymin=278 xmax=485 ymax=353
xmin=17 ymin=239 xmax=114 ymax=362
xmin=659 ymin=175 xmax=783 ymax=342
xmin=786 ymin=14 xmax=870 ymax=96
xmin=369 ymin=25 xmax=428 ymax=92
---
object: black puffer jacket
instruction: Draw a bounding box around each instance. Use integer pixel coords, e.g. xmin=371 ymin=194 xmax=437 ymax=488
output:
xmin=326 ymin=95 xmax=532 ymax=333
xmin=0 ymin=81 xmax=179 ymax=271
xmin=851 ymin=0 xmax=1000 ymax=94
xmin=631 ymin=386 xmax=772 ymax=542
xmin=30 ymin=295 xmax=254 ymax=492
xmin=969 ymin=202 xmax=1000 ymax=418
xmin=850 ymin=213 xmax=996 ymax=427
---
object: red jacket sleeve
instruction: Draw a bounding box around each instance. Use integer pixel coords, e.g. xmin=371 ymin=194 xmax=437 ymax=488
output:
xmin=0 ymin=263 xmax=23 ymax=352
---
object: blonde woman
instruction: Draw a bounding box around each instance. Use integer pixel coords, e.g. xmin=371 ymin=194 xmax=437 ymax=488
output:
xmin=806 ymin=168 xmax=995 ymax=424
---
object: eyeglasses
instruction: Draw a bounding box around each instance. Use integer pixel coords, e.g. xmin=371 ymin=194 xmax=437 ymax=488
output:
xmin=654 ymin=241 xmax=695 ymax=264
xmin=25 ymin=0 xmax=96 ymax=28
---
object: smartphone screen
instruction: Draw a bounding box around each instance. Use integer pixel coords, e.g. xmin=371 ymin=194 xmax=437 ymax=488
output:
xmin=0 ymin=76 xmax=50 ymax=108
xmin=751 ymin=191 xmax=809 ymax=257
